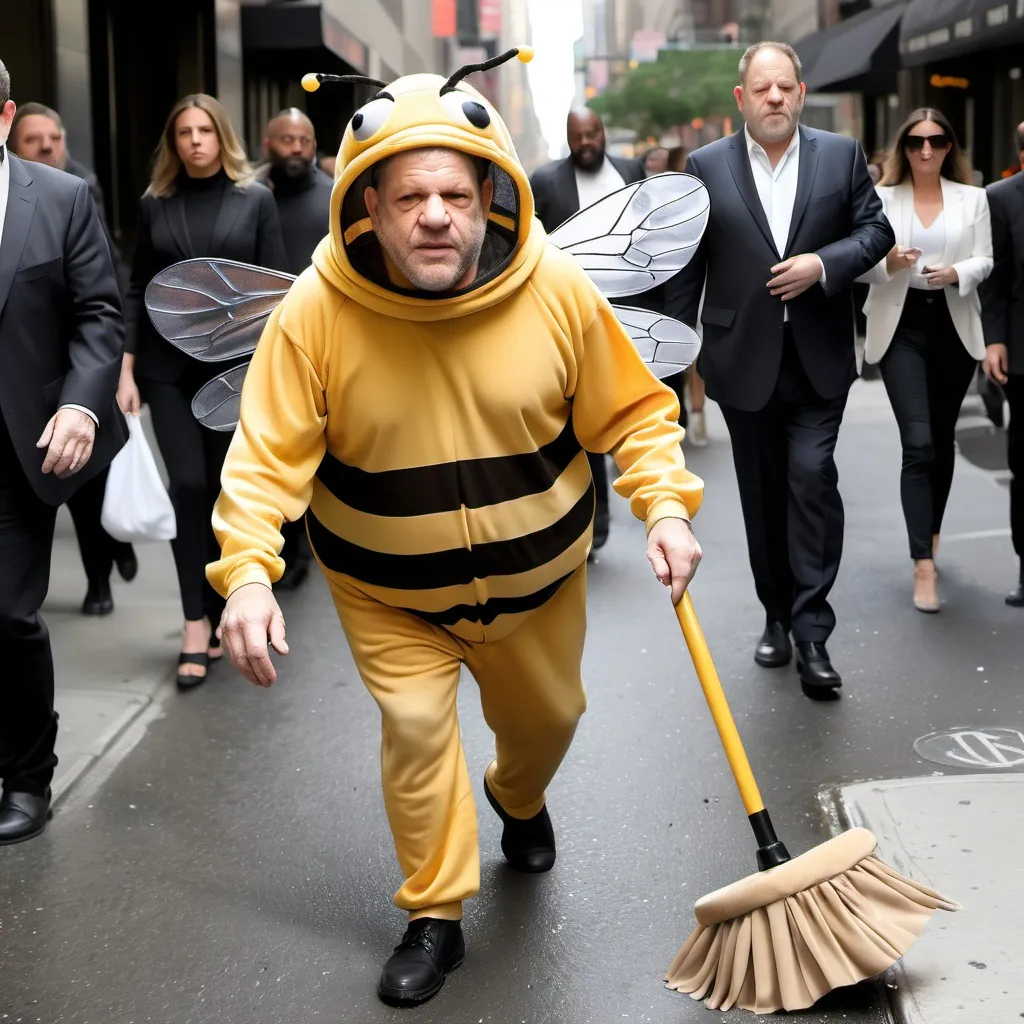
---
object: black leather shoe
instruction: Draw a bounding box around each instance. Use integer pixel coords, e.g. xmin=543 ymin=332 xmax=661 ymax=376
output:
xmin=82 ymin=578 xmax=113 ymax=616
xmin=796 ymin=642 xmax=842 ymax=700
xmin=754 ymin=621 xmax=792 ymax=668
xmin=1006 ymin=582 xmax=1024 ymax=607
xmin=0 ymin=789 xmax=53 ymax=846
xmin=484 ymin=776 xmax=555 ymax=872
xmin=377 ymin=918 xmax=465 ymax=1007
xmin=114 ymin=543 xmax=138 ymax=583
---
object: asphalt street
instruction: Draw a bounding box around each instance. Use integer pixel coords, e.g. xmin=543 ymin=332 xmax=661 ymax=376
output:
xmin=0 ymin=380 xmax=1019 ymax=1024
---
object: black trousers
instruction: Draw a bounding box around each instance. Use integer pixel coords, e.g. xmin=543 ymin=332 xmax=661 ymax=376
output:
xmin=0 ymin=419 xmax=59 ymax=795
xmin=141 ymin=373 xmax=233 ymax=624
xmin=1006 ymin=373 xmax=1024 ymax=568
xmin=878 ymin=290 xmax=977 ymax=560
xmin=720 ymin=328 xmax=847 ymax=643
xmin=66 ymin=466 xmax=132 ymax=584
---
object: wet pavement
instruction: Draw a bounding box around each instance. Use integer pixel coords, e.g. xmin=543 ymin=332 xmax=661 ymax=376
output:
xmin=1 ymin=380 xmax=1020 ymax=1023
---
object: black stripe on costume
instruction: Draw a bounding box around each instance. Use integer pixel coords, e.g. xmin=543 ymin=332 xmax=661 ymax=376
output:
xmin=315 ymin=416 xmax=582 ymax=516
xmin=307 ymin=483 xmax=594 ymax=590
xmin=406 ymin=572 xmax=574 ymax=627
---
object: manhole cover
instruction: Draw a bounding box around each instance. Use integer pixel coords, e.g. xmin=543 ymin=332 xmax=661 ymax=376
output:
xmin=914 ymin=727 xmax=1024 ymax=769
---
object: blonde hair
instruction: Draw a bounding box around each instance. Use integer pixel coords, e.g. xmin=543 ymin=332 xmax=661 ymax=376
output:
xmin=146 ymin=94 xmax=254 ymax=198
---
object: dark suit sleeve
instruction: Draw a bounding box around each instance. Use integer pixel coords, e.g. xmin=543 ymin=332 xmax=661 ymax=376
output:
xmin=664 ymin=152 xmax=708 ymax=329
xmin=815 ymin=142 xmax=895 ymax=294
xmin=256 ymin=187 xmax=289 ymax=272
xmin=979 ymin=185 xmax=1013 ymax=347
xmin=122 ymin=197 xmax=155 ymax=356
xmin=59 ymin=178 xmax=125 ymax=415
xmin=530 ymin=168 xmax=549 ymax=226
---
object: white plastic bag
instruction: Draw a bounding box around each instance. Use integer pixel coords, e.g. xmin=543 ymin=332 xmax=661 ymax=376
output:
xmin=101 ymin=415 xmax=177 ymax=543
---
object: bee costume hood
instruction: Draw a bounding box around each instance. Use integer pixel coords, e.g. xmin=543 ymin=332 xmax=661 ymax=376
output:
xmin=305 ymin=48 xmax=545 ymax=321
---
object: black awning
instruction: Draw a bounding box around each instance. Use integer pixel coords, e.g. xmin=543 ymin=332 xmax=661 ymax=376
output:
xmin=900 ymin=0 xmax=1024 ymax=66
xmin=241 ymin=2 xmax=368 ymax=73
xmin=796 ymin=2 xmax=906 ymax=94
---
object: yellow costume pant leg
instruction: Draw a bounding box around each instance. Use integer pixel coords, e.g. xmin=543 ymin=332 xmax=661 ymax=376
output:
xmin=327 ymin=575 xmax=479 ymax=923
xmin=466 ymin=565 xmax=589 ymax=821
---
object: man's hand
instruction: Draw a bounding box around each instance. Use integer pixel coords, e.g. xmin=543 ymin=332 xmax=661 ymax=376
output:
xmin=922 ymin=263 xmax=959 ymax=289
xmin=36 ymin=408 xmax=96 ymax=478
xmin=984 ymin=343 xmax=1010 ymax=386
xmin=219 ymin=582 xmax=289 ymax=688
xmin=768 ymin=254 xmax=824 ymax=302
xmin=647 ymin=517 xmax=702 ymax=605
xmin=885 ymin=245 xmax=921 ymax=275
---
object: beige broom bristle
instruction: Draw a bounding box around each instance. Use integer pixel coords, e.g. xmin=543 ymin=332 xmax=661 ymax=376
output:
xmin=664 ymin=827 xmax=961 ymax=1014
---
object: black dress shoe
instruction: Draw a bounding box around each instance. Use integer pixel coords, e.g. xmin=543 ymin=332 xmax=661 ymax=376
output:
xmin=795 ymin=642 xmax=842 ymax=700
xmin=1006 ymin=582 xmax=1024 ymax=607
xmin=754 ymin=621 xmax=792 ymax=668
xmin=377 ymin=918 xmax=465 ymax=1007
xmin=82 ymin=578 xmax=113 ymax=616
xmin=0 ymin=789 xmax=53 ymax=846
xmin=114 ymin=543 xmax=138 ymax=583
xmin=483 ymin=776 xmax=556 ymax=872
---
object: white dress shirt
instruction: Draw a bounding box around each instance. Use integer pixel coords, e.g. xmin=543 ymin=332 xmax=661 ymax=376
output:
xmin=908 ymin=211 xmax=946 ymax=290
xmin=0 ymin=144 xmax=98 ymax=425
xmin=744 ymin=125 xmax=825 ymax=320
xmin=574 ymin=156 xmax=626 ymax=212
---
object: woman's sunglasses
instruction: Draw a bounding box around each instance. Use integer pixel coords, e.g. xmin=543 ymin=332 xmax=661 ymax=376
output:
xmin=905 ymin=134 xmax=949 ymax=152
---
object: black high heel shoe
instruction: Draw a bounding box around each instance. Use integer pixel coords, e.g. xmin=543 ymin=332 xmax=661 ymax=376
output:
xmin=176 ymin=651 xmax=209 ymax=690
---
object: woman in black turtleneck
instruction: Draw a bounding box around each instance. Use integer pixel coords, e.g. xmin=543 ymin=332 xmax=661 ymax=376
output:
xmin=120 ymin=94 xmax=287 ymax=690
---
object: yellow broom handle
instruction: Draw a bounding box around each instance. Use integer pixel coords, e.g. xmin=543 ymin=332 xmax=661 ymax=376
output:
xmin=675 ymin=591 xmax=765 ymax=817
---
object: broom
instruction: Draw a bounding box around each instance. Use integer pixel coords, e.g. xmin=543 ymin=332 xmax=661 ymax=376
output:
xmin=663 ymin=592 xmax=961 ymax=1014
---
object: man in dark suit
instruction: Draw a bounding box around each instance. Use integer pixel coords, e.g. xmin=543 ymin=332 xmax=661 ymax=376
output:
xmin=10 ymin=101 xmax=137 ymax=616
xmin=980 ymin=120 xmax=1024 ymax=607
xmin=531 ymin=109 xmax=674 ymax=550
xmin=667 ymin=42 xmax=894 ymax=699
xmin=0 ymin=60 xmax=127 ymax=844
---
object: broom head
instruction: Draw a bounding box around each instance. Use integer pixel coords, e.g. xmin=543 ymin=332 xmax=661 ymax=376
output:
xmin=664 ymin=826 xmax=961 ymax=1013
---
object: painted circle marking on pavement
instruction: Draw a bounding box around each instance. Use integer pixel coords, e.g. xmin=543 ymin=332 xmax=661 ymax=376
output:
xmin=914 ymin=727 xmax=1024 ymax=769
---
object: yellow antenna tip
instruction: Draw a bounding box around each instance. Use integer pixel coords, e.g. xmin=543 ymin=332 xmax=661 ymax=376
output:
xmin=301 ymin=73 xmax=321 ymax=93
xmin=517 ymin=46 xmax=535 ymax=63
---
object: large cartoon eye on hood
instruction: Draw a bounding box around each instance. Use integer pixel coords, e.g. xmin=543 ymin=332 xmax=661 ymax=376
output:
xmin=350 ymin=93 xmax=395 ymax=141
xmin=439 ymin=90 xmax=490 ymax=130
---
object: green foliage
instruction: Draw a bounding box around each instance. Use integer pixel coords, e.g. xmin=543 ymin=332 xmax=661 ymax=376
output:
xmin=589 ymin=48 xmax=741 ymax=137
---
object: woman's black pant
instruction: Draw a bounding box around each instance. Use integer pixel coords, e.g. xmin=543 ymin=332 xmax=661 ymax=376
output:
xmin=140 ymin=369 xmax=233 ymax=624
xmin=878 ymin=288 xmax=977 ymax=560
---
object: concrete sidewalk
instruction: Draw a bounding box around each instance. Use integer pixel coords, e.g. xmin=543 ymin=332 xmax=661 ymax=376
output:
xmin=43 ymin=413 xmax=182 ymax=804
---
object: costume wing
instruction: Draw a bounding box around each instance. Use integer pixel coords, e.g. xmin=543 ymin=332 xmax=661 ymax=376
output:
xmin=611 ymin=306 xmax=701 ymax=379
xmin=144 ymin=258 xmax=295 ymax=363
xmin=547 ymin=172 xmax=709 ymax=298
xmin=190 ymin=363 xmax=249 ymax=432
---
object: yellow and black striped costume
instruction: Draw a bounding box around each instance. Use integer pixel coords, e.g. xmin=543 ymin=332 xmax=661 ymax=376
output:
xmin=207 ymin=71 xmax=703 ymax=920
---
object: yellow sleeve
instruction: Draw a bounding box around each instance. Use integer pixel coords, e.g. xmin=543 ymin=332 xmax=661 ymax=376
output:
xmin=571 ymin=298 xmax=704 ymax=532
xmin=206 ymin=303 xmax=328 ymax=597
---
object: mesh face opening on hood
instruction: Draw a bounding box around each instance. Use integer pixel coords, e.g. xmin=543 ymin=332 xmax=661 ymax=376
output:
xmin=341 ymin=159 xmax=522 ymax=300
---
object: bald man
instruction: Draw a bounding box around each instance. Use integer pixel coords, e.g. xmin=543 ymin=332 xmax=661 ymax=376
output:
xmin=256 ymin=109 xmax=334 ymax=588
xmin=530 ymin=109 xmax=674 ymax=552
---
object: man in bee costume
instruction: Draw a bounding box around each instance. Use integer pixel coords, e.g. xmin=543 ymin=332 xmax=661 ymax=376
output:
xmin=207 ymin=48 xmax=704 ymax=1006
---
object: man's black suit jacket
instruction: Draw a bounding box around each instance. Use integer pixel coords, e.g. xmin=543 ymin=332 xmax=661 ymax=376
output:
xmin=666 ymin=125 xmax=894 ymax=411
xmin=123 ymin=178 xmax=287 ymax=383
xmin=980 ymin=171 xmax=1024 ymax=376
xmin=530 ymin=154 xmax=666 ymax=313
xmin=0 ymin=152 xmax=127 ymax=506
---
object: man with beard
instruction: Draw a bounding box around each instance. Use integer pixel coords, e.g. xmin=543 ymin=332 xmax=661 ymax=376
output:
xmin=667 ymin=42 xmax=893 ymax=699
xmin=530 ymin=109 xmax=665 ymax=552
xmin=256 ymin=109 xmax=333 ymax=588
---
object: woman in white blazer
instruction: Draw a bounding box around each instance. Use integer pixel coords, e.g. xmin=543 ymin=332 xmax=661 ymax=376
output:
xmin=859 ymin=108 xmax=992 ymax=613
